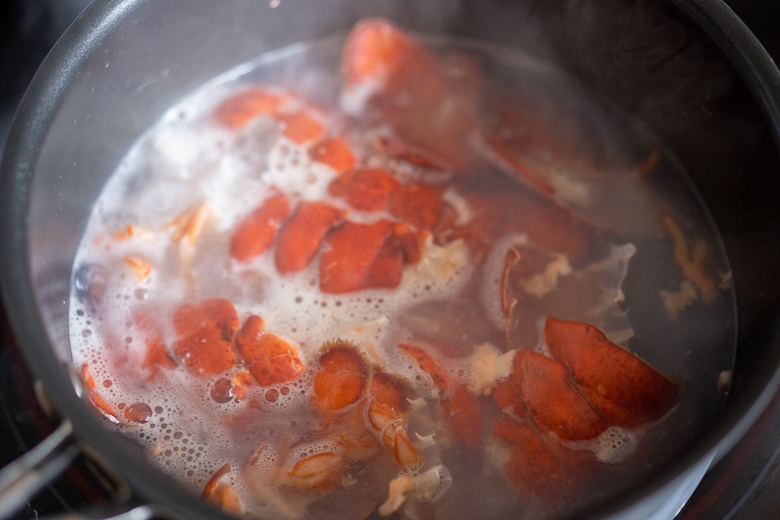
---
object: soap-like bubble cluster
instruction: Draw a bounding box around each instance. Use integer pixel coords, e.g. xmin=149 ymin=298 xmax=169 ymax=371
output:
xmin=566 ymin=426 xmax=638 ymax=464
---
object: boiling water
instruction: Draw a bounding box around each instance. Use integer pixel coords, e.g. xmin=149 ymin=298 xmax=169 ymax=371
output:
xmin=68 ymin=31 xmax=736 ymax=520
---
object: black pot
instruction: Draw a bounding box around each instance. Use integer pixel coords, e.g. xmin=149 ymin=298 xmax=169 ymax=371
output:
xmin=1 ymin=0 xmax=779 ymax=518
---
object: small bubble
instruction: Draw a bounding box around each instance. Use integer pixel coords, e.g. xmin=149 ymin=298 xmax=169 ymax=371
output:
xmin=81 ymin=329 xmax=92 ymax=338
xmin=124 ymin=402 xmax=152 ymax=423
xmin=210 ymin=377 xmax=234 ymax=403
xmin=102 ymin=379 xmax=113 ymax=388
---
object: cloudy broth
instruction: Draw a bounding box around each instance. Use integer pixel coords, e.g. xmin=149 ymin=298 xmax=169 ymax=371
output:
xmin=68 ymin=28 xmax=735 ymax=520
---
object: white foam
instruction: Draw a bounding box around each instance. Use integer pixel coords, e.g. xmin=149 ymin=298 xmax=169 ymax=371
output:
xmin=564 ymin=426 xmax=638 ymax=464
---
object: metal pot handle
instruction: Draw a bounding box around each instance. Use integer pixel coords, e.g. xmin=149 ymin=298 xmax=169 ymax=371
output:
xmin=0 ymin=420 xmax=78 ymax=516
xmin=46 ymin=504 xmax=156 ymax=520
xmin=0 ymin=420 xmax=156 ymax=520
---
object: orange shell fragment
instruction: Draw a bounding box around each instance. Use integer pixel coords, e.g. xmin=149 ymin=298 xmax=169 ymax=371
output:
xmin=234 ymin=315 xmax=305 ymax=386
xmin=398 ymin=343 xmax=483 ymax=448
xmin=280 ymin=110 xmax=326 ymax=144
xmin=283 ymin=451 xmax=345 ymax=491
xmin=371 ymin=371 xmax=406 ymax=412
xmin=397 ymin=343 xmax=449 ymax=392
xmin=81 ymin=363 xmax=120 ymax=421
xmin=366 ymin=372 xmax=422 ymax=468
xmin=135 ymin=312 xmax=176 ymax=380
xmin=319 ymin=219 xmax=401 ymax=294
xmin=173 ymin=298 xmax=240 ymax=376
xmin=393 ymin=224 xmax=427 ymax=265
xmin=328 ymin=167 xmax=400 ymax=212
xmin=544 ymin=318 xmax=678 ymax=429
xmin=202 ymin=463 xmax=243 ymax=516
xmin=327 ymin=168 xmax=359 ymax=198
xmin=438 ymin=191 xmax=592 ymax=263
xmin=482 ymin=136 xmax=556 ymax=195
xmin=343 ymin=19 xmax=481 ymax=173
xmin=493 ymin=419 xmax=581 ymax=501
xmin=124 ymin=256 xmax=152 ymax=282
xmin=387 ymin=183 xmax=444 ymax=231
xmin=494 ymin=349 xmax=607 ymax=441
xmin=230 ymin=192 xmax=291 ymax=263
xmin=311 ymin=344 xmax=367 ymax=414
xmin=440 ymin=384 xmax=483 ymax=448
xmin=274 ymin=201 xmax=343 ymax=274
xmin=346 ymin=168 xmax=400 ymax=212
xmin=230 ymin=369 xmax=254 ymax=402
xmin=367 ymin=399 xmax=423 ymax=469
xmin=308 ymin=135 xmax=357 ymax=173
xmin=214 ymin=87 xmax=287 ymax=130
xmin=343 ymin=18 xmax=440 ymax=97
xmin=364 ymin=231 xmax=405 ymax=289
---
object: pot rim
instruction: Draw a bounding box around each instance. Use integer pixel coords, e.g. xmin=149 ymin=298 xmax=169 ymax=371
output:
xmin=1 ymin=0 xmax=779 ymax=518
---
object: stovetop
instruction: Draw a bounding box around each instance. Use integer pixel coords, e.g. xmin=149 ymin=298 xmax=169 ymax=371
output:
xmin=2 ymin=1 xmax=780 ymax=519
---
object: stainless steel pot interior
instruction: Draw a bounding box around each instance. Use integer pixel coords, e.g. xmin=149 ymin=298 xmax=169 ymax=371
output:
xmin=1 ymin=0 xmax=780 ymax=518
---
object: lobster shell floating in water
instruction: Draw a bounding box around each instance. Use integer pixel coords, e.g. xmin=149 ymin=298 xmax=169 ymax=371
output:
xmin=73 ymin=16 xmax=700 ymax=520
